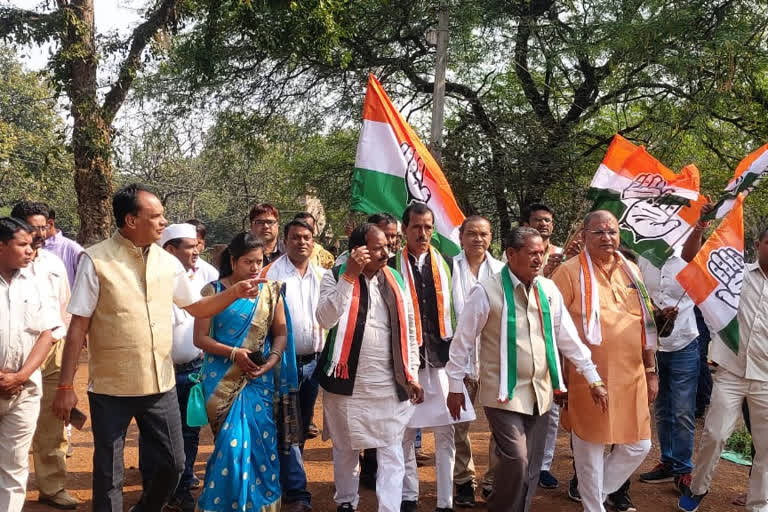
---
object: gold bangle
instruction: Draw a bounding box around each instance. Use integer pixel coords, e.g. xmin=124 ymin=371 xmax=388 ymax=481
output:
xmin=645 ymin=367 xmax=657 ymax=374
xmin=589 ymin=380 xmax=604 ymax=389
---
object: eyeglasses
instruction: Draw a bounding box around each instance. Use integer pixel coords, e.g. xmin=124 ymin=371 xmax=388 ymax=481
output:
xmin=587 ymin=230 xmax=619 ymax=237
xmin=252 ymin=219 xmax=278 ymax=227
xmin=29 ymin=225 xmax=48 ymax=233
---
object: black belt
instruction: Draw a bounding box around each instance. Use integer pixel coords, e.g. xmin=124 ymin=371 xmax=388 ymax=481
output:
xmin=174 ymin=357 xmax=203 ymax=374
xmin=296 ymin=353 xmax=319 ymax=365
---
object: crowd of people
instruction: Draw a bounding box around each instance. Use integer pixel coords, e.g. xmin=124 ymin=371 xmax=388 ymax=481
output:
xmin=0 ymin=182 xmax=766 ymax=512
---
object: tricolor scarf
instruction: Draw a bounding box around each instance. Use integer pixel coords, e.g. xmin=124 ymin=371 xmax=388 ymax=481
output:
xmin=578 ymin=250 xmax=658 ymax=349
xmin=396 ymin=245 xmax=454 ymax=345
xmin=498 ymin=268 xmax=566 ymax=402
xmin=323 ymin=265 xmax=414 ymax=383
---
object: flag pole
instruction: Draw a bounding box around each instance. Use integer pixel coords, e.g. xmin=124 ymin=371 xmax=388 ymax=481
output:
xmin=659 ymin=292 xmax=687 ymax=335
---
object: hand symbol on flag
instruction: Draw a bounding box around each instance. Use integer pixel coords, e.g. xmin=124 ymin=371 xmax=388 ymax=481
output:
xmin=401 ymin=142 xmax=432 ymax=204
xmin=620 ymin=174 xmax=682 ymax=242
xmin=708 ymin=247 xmax=745 ymax=310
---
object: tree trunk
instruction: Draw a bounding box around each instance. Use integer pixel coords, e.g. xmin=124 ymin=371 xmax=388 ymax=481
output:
xmin=65 ymin=0 xmax=113 ymax=246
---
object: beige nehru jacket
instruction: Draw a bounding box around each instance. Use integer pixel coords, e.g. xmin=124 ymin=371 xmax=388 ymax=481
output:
xmin=72 ymin=232 xmax=193 ymax=396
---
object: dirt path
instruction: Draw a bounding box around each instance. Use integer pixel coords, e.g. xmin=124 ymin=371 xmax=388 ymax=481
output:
xmin=24 ymin=361 xmax=750 ymax=511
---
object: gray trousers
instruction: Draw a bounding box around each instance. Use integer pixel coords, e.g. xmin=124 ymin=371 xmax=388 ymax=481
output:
xmin=484 ymin=406 xmax=548 ymax=512
xmin=88 ymin=388 xmax=185 ymax=512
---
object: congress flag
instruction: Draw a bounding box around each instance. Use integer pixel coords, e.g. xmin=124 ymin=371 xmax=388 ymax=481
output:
xmin=709 ymin=143 xmax=768 ymax=219
xmin=351 ymin=74 xmax=464 ymax=256
xmin=676 ymin=193 xmax=746 ymax=354
xmin=589 ymin=134 xmax=706 ymax=268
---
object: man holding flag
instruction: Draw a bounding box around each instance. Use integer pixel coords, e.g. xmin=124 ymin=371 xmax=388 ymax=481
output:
xmin=678 ymin=203 xmax=768 ymax=511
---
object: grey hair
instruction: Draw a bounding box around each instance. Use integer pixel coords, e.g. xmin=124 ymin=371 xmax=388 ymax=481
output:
xmin=504 ymin=226 xmax=542 ymax=250
xmin=583 ymin=210 xmax=618 ymax=229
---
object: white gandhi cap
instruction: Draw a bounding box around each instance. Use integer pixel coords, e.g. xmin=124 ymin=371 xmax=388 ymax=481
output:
xmin=159 ymin=223 xmax=198 ymax=247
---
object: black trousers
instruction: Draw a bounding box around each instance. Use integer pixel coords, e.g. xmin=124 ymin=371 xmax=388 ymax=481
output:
xmin=88 ymin=388 xmax=185 ymax=512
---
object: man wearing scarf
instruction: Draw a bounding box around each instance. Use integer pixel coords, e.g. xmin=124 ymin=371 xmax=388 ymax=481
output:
xmin=391 ymin=202 xmax=475 ymax=512
xmin=450 ymin=215 xmax=504 ymax=507
xmin=551 ymin=210 xmax=658 ymax=512
xmin=446 ymin=226 xmax=606 ymax=512
xmin=315 ymin=223 xmax=423 ymax=512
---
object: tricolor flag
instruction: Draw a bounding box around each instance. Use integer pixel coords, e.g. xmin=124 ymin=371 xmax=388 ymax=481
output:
xmin=708 ymin=143 xmax=768 ymax=220
xmin=676 ymin=193 xmax=745 ymax=354
xmin=351 ymin=74 xmax=464 ymax=256
xmin=589 ymin=134 xmax=706 ymax=268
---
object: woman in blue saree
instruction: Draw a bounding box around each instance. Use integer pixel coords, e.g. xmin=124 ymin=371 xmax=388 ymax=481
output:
xmin=193 ymin=232 xmax=298 ymax=512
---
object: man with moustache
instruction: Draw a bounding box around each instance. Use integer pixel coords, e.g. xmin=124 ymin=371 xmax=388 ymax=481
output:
xmin=262 ymin=219 xmax=324 ymax=512
xmin=520 ymin=203 xmax=564 ymax=490
xmin=447 ymin=226 xmax=606 ymax=512
xmin=0 ymin=217 xmax=60 ymax=512
xmin=552 ymin=211 xmax=658 ymax=512
xmin=294 ymin=212 xmax=335 ymax=270
xmin=10 ymin=202 xmax=79 ymax=510
xmin=392 ymin=202 xmax=473 ymax=512
xmin=249 ymin=203 xmax=283 ymax=265
xmin=316 ymin=223 xmax=423 ymax=512
xmin=53 ymin=184 xmax=264 ymax=512
xmin=450 ymin=215 xmax=505 ymax=507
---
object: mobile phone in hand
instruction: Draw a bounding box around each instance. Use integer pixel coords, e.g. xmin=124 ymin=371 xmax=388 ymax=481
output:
xmin=69 ymin=407 xmax=88 ymax=430
xmin=248 ymin=350 xmax=267 ymax=366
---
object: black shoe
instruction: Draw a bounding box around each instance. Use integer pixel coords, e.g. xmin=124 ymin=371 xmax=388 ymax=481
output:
xmin=306 ymin=422 xmax=320 ymax=439
xmin=539 ymin=470 xmax=559 ymax=489
xmin=166 ymin=493 xmax=196 ymax=512
xmin=454 ymin=481 xmax=476 ymax=508
xmin=401 ymin=501 xmax=418 ymax=512
xmin=480 ymin=486 xmax=492 ymax=502
xmin=605 ymin=489 xmax=637 ymax=512
xmin=639 ymin=462 xmax=675 ymax=484
xmin=436 ymin=508 xmax=454 ymax=512
xmin=337 ymin=503 xmax=356 ymax=512
xmin=568 ymin=477 xmax=582 ymax=503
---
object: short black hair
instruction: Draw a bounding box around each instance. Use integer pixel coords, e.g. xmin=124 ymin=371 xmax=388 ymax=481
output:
xmin=459 ymin=215 xmax=491 ymax=234
xmin=113 ymin=183 xmax=156 ymax=228
xmin=10 ymin=201 xmax=50 ymax=221
xmin=185 ymin=219 xmax=207 ymax=239
xmin=758 ymin=227 xmax=768 ymax=242
xmin=368 ymin=213 xmax=397 ymax=226
xmin=48 ymin=207 xmax=56 ymax=220
xmin=220 ymin=232 xmax=264 ymax=278
xmin=348 ymin=223 xmax=382 ymax=251
xmin=283 ymin=219 xmax=314 ymax=239
xmin=402 ymin=202 xmax=434 ymax=227
xmin=504 ymin=226 xmax=542 ymax=250
xmin=294 ymin=211 xmax=316 ymax=224
xmin=521 ymin=203 xmax=553 ymax=224
xmin=0 ymin=217 xmax=32 ymax=243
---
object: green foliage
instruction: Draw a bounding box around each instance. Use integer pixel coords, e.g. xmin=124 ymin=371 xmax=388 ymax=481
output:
xmin=0 ymin=46 xmax=77 ymax=232
xmin=726 ymin=425 xmax=753 ymax=461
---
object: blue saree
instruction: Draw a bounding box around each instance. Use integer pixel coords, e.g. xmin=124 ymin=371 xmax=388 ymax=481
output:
xmin=196 ymin=281 xmax=298 ymax=512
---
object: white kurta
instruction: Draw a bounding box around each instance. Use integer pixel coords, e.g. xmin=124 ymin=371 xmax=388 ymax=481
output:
xmin=316 ymin=269 xmax=420 ymax=450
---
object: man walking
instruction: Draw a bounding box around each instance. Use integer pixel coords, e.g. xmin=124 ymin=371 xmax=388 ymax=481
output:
xmin=450 ymin=215 xmax=504 ymax=507
xmin=316 ymin=223 xmax=423 ymax=512
xmin=0 ymin=217 xmax=60 ymax=512
xmin=447 ymin=226 xmax=606 ymax=512
xmin=52 ymin=184 xmax=263 ymax=512
xmin=11 ymin=202 xmax=80 ymax=510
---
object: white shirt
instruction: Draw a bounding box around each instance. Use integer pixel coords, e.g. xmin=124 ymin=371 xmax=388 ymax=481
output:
xmin=638 ymin=255 xmax=698 ymax=352
xmin=68 ymin=253 xmax=202 ymax=318
xmin=0 ymin=267 xmax=61 ymax=389
xmin=171 ymin=264 xmax=219 ymax=365
xmin=316 ymin=269 xmax=420 ymax=394
xmin=195 ymin=258 xmax=219 ymax=287
xmin=451 ymin=251 xmax=504 ymax=379
xmin=28 ymin=249 xmax=71 ymax=340
xmin=710 ymin=262 xmax=768 ymax=381
xmin=446 ymin=275 xmax=601 ymax=394
xmin=264 ymin=254 xmax=324 ymax=355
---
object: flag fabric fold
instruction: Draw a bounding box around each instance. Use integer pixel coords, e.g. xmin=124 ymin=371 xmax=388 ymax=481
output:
xmin=708 ymin=144 xmax=768 ymax=220
xmin=351 ymin=74 xmax=464 ymax=256
xmin=676 ymin=193 xmax=746 ymax=354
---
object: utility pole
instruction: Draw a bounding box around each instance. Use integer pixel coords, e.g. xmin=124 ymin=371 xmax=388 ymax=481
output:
xmin=429 ymin=1 xmax=449 ymax=165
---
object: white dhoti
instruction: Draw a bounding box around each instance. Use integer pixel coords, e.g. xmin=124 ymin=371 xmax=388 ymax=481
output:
xmin=403 ymin=367 xmax=475 ymax=509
